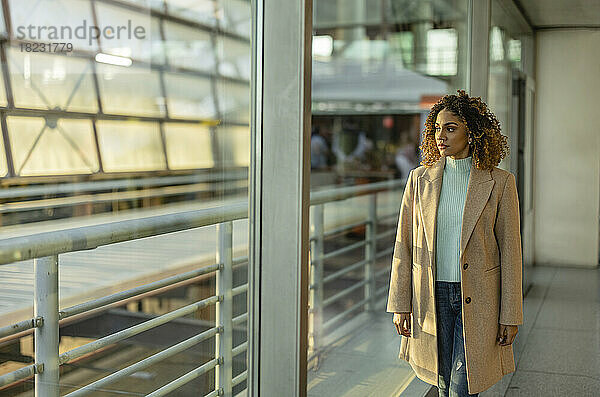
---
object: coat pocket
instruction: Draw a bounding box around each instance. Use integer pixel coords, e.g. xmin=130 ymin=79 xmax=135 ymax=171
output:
xmin=484 ymin=265 xmax=501 ymax=275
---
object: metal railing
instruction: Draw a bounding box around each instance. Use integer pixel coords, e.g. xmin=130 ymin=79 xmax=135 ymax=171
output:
xmin=307 ymin=179 xmax=404 ymax=361
xmin=0 ymin=171 xmax=248 ymax=225
xmin=0 ymin=203 xmax=248 ymax=397
xmin=0 ymin=177 xmax=407 ymax=396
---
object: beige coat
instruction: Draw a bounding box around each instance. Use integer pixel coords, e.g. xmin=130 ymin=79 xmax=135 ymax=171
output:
xmin=386 ymin=156 xmax=523 ymax=394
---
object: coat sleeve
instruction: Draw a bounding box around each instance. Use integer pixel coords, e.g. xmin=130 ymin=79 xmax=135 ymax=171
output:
xmin=386 ymin=168 xmax=415 ymax=313
xmin=495 ymin=172 xmax=524 ymax=325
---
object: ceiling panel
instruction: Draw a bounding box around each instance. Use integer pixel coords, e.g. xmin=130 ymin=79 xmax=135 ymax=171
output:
xmin=518 ymin=0 xmax=600 ymax=28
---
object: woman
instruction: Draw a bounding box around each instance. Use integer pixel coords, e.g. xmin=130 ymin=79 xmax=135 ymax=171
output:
xmin=386 ymin=90 xmax=523 ymax=396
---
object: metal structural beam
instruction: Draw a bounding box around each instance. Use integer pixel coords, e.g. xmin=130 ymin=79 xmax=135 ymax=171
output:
xmin=249 ymin=0 xmax=312 ymax=395
xmin=469 ymin=0 xmax=491 ymax=101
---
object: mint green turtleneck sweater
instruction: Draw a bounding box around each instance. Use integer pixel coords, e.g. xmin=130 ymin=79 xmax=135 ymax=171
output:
xmin=435 ymin=155 xmax=472 ymax=282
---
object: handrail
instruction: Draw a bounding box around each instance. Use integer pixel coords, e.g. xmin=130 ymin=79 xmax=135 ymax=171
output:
xmin=0 ymin=177 xmax=406 ymax=266
xmin=309 ymin=178 xmax=405 ymax=205
xmin=0 ymin=177 xmax=407 ymax=395
xmin=63 ymin=327 xmax=221 ymax=397
xmin=0 ymin=171 xmax=248 ymax=200
xmin=0 ymin=180 xmax=247 ymax=214
xmin=0 ymin=203 xmax=248 ymax=266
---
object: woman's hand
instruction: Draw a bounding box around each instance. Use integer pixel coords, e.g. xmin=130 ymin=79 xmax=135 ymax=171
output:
xmin=497 ymin=324 xmax=518 ymax=346
xmin=393 ymin=312 xmax=412 ymax=337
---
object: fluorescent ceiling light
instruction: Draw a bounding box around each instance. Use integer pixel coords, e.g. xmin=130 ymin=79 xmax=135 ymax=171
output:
xmin=313 ymin=35 xmax=333 ymax=57
xmin=95 ymin=53 xmax=133 ymax=67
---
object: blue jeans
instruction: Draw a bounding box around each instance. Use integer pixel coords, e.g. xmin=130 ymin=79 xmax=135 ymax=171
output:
xmin=435 ymin=281 xmax=479 ymax=397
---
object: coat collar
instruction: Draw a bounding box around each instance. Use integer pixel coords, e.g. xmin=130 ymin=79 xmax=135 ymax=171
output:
xmin=417 ymin=156 xmax=495 ymax=267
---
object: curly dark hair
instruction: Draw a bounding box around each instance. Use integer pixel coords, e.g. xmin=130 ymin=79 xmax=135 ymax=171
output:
xmin=419 ymin=89 xmax=509 ymax=170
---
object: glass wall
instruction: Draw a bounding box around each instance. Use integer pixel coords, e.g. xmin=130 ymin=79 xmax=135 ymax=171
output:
xmin=0 ymin=1 xmax=251 ymax=396
xmin=309 ymin=0 xmax=469 ymax=395
xmin=487 ymin=0 xmax=533 ymax=170
xmin=0 ymin=1 xmax=539 ymax=395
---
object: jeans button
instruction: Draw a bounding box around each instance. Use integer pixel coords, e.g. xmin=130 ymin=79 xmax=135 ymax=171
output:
xmin=465 ymin=296 xmax=471 ymax=304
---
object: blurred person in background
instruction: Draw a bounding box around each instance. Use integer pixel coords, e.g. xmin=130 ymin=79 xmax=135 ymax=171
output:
xmin=395 ymin=135 xmax=417 ymax=179
xmin=332 ymin=121 xmax=374 ymax=168
xmin=311 ymin=126 xmax=331 ymax=170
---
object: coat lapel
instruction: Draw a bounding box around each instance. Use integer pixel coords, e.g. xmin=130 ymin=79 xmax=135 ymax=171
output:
xmin=417 ymin=156 xmax=495 ymax=269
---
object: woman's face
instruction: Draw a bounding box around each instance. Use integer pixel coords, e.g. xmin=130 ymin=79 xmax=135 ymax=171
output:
xmin=435 ymin=108 xmax=470 ymax=159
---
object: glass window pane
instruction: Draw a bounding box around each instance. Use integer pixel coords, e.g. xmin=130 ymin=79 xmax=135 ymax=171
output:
xmin=7 ymin=48 xmax=98 ymax=112
xmin=0 ymin=0 xmax=251 ymax=395
xmin=216 ymin=81 xmax=250 ymax=123
xmin=216 ymin=126 xmax=249 ymax=167
xmin=427 ymin=28 xmax=458 ymax=76
xmin=163 ymin=21 xmax=215 ymax=71
xmin=488 ymin=24 xmax=510 ymax=156
xmin=508 ymin=39 xmax=521 ymax=66
xmin=0 ymin=131 xmax=7 ymax=177
xmin=309 ymin=0 xmax=471 ymax=395
xmin=120 ymin=0 xmax=165 ymax=11
xmin=217 ymin=36 xmax=251 ymax=80
xmin=487 ymin=0 xmax=533 ymax=167
xmin=163 ymin=73 xmax=216 ymax=120
xmin=10 ymin=0 xmax=99 ymax=51
xmin=96 ymin=63 xmax=165 ymax=117
xmin=7 ymin=116 xmax=99 ymax=176
xmin=96 ymin=120 xmax=166 ymax=172
xmin=0 ymin=5 xmax=5 ymax=33
xmin=165 ymin=0 xmax=217 ymax=26
xmin=217 ymin=0 xmax=251 ymax=38
xmin=164 ymin=122 xmax=214 ymax=169
xmin=0 ymin=67 xmax=7 ymax=107
xmin=94 ymin=2 xmax=164 ymax=64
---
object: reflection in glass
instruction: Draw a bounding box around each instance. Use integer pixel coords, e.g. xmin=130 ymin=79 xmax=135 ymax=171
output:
xmin=488 ymin=25 xmax=510 ymax=157
xmin=8 ymin=48 xmax=98 ymax=112
xmin=216 ymin=36 xmax=251 ymax=80
xmin=96 ymin=63 xmax=165 ymax=117
xmin=508 ymin=39 xmax=521 ymax=65
xmin=309 ymin=0 xmax=470 ymax=395
xmin=216 ymin=126 xmax=249 ymax=167
xmin=487 ymin=0 xmax=533 ymax=173
xmin=0 ymin=0 xmax=251 ymax=395
xmin=216 ymin=81 xmax=250 ymax=123
xmin=426 ymin=28 xmax=457 ymax=76
xmin=164 ymin=123 xmax=214 ymax=169
xmin=0 ymin=5 xmax=5 ymax=33
xmin=96 ymin=120 xmax=166 ymax=172
xmin=10 ymin=0 xmax=99 ymax=51
xmin=217 ymin=0 xmax=251 ymax=37
xmin=7 ymin=116 xmax=99 ymax=175
xmin=163 ymin=21 xmax=215 ymax=71
xmin=0 ymin=66 xmax=7 ymax=107
xmin=490 ymin=26 xmax=505 ymax=62
xmin=94 ymin=2 xmax=163 ymax=64
xmin=0 ymin=132 xmax=8 ymax=177
xmin=165 ymin=0 xmax=217 ymax=26
xmin=163 ymin=73 xmax=216 ymax=120
xmin=120 ymin=0 xmax=166 ymax=11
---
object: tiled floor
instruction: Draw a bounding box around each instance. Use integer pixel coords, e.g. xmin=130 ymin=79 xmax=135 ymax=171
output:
xmin=307 ymin=265 xmax=600 ymax=397
xmin=307 ymin=310 xmax=418 ymax=397
xmin=480 ymin=265 xmax=600 ymax=397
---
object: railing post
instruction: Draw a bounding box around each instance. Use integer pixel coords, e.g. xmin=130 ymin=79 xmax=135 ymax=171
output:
xmin=365 ymin=194 xmax=377 ymax=311
xmin=34 ymin=255 xmax=59 ymax=397
xmin=216 ymin=221 xmax=233 ymax=396
xmin=309 ymin=204 xmax=324 ymax=356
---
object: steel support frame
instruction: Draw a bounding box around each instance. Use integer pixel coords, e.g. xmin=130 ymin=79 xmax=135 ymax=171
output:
xmin=248 ymin=0 xmax=312 ymax=396
xmin=469 ymin=0 xmax=491 ymax=101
